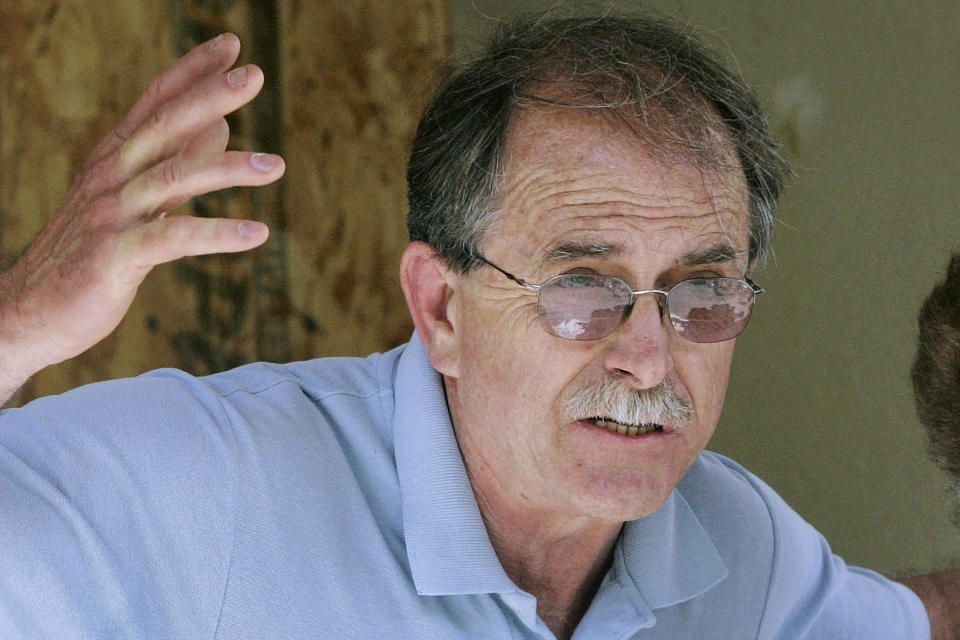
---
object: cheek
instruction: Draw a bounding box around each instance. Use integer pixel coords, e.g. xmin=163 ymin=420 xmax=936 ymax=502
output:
xmin=453 ymin=286 xmax=543 ymax=375
xmin=450 ymin=283 xmax=610 ymax=424
xmin=455 ymin=307 xmax=588 ymax=419
xmin=675 ymin=341 xmax=735 ymax=424
xmin=453 ymin=300 xmax=535 ymax=401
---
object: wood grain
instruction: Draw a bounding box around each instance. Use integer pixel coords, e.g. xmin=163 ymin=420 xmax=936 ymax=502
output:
xmin=0 ymin=0 xmax=447 ymax=403
xmin=280 ymin=0 xmax=446 ymax=358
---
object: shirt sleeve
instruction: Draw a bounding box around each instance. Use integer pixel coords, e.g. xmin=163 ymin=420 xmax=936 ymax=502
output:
xmin=735 ymin=460 xmax=931 ymax=640
xmin=0 ymin=370 xmax=238 ymax=639
xmin=680 ymin=453 xmax=930 ymax=639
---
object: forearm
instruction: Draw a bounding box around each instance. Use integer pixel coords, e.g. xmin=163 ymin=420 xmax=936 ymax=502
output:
xmin=0 ymin=271 xmax=41 ymax=407
xmin=0 ymin=327 xmax=34 ymax=406
xmin=900 ymin=568 xmax=960 ymax=640
xmin=0 ymin=344 xmax=36 ymax=408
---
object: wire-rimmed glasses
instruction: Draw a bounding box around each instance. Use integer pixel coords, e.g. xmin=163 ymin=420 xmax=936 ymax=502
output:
xmin=474 ymin=254 xmax=762 ymax=343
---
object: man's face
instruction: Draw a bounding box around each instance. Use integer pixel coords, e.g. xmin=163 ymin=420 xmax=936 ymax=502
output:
xmin=440 ymin=107 xmax=751 ymax=525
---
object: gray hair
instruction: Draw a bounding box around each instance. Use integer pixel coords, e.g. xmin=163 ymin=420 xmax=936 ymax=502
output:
xmin=406 ymin=11 xmax=789 ymax=272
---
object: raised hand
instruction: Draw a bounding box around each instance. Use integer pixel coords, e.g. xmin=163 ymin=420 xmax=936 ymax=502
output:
xmin=0 ymin=33 xmax=285 ymax=404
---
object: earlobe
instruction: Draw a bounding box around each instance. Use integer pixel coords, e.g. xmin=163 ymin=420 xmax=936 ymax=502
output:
xmin=399 ymin=242 xmax=460 ymax=377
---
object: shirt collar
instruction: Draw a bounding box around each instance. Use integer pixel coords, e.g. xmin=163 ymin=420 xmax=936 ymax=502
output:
xmin=618 ymin=489 xmax=728 ymax=610
xmin=393 ymin=332 xmax=516 ymax=596
xmin=392 ymin=332 xmax=727 ymax=606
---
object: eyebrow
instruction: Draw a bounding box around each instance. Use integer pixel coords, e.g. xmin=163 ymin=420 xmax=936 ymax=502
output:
xmin=678 ymin=243 xmax=743 ymax=267
xmin=544 ymin=241 xmax=622 ymax=263
xmin=544 ymin=240 xmax=743 ymax=267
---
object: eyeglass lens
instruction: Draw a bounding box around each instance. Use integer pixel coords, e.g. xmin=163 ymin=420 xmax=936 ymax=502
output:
xmin=537 ymin=274 xmax=756 ymax=343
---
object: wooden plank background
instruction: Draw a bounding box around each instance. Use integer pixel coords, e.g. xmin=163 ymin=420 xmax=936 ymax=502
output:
xmin=0 ymin=0 xmax=446 ymax=403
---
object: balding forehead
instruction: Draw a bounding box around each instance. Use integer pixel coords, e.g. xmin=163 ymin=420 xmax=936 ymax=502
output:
xmin=487 ymin=107 xmax=751 ymax=263
xmin=505 ymin=93 xmax=745 ymax=171
xmin=500 ymin=105 xmax=749 ymax=199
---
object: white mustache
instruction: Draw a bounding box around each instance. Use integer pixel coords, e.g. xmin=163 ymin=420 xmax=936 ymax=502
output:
xmin=566 ymin=377 xmax=693 ymax=428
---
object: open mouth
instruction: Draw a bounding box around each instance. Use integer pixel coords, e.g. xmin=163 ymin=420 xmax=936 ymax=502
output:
xmin=588 ymin=417 xmax=664 ymax=437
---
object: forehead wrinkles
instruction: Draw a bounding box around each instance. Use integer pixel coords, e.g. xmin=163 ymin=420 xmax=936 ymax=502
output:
xmin=483 ymin=107 xmax=750 ymax=259
xmin=531 ymin=212 xmax=745 ymax=268
xmin=493 ymin=166 xmax=748 ymax=256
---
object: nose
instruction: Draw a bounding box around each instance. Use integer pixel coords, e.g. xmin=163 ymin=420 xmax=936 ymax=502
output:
xmin=601 ymin=293 xmax=674 ymax=388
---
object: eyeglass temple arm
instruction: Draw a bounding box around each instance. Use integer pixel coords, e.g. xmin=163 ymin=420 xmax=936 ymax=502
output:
xmin=475 ymin=253 xmax=763 ymax=297
xmin=473 ymin=254 xmax=541 ymax=291
xmin=746 ymin=277 xmax=764 ymax=295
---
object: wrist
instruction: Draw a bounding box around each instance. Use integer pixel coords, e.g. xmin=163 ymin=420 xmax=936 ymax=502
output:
xmin=0 ymin=270 xmax=47 ymax=404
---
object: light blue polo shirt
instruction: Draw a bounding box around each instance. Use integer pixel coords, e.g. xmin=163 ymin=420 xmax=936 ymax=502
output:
xmin=0 ymin=334 xmax=929 ymax=638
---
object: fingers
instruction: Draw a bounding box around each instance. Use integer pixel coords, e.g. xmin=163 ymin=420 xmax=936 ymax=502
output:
xmin=121 ymin=33 xmax=241 ymax=135
xmin=121 ymin=216 xmax=269 ymax=279
xmin=120 ymin=150 xmax=285 ymax=220
xmin=84 ymin=34 xmax=242 ymax=171
xmin=181 ymin=118 xmax=231 ymax=158
xmin=1 ymin=33 xmax=282 ymax=384
xmin=115 ymin=64 xmax=265 ymax=185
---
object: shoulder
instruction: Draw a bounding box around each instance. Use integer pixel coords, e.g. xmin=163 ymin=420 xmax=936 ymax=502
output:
xmin=0 ymin=344 xmax=408 ymax=530
xmin=676 ymin=452 xmax=828 ymax=604
xmin=195 ymin=345 xmax=405 ymax=451
xmin=678 ymin=451 xmax=875 ymax=599
xmin=677 ymin=452 xmax=930 ymax=639
xmin=0 ymin=345 xmax=410 ymax=635
xmin=5 ymin=342 xmax=406 ymax=438
xmin=672 ymin=452 xmax=785 ymax=633
xmin=202 ymin=344 xmax=403 ymax=403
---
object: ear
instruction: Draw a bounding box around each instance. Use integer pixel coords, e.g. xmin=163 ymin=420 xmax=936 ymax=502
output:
xmin=399 ymin=241 xmax=461 ymax=378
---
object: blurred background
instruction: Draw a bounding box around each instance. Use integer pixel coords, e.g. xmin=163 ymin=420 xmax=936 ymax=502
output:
xmin=2 ymin=0 xmax=958 ymax=579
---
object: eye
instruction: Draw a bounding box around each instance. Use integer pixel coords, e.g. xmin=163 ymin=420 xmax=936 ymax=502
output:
xmin=685 ymin=269 xmax=726 ymax=280
xmin=666 ymin=267 xmax=734 ymax=290
xmin=565 ymin=273 xmax=598 ymax=286
xmin=680 ymin=277 xmax=724 ymax=293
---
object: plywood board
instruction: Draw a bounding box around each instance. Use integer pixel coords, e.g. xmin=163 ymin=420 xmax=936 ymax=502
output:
xmin=0 ymin=0 xmax=447 ymax=403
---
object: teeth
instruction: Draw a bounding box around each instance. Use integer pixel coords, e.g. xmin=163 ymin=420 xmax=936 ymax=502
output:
xmin=591 ymin=418 xmax=662 ymax=436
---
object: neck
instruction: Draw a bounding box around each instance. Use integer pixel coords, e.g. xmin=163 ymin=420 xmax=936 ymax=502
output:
xmin=472 ymin=472 xmax=622 ymax=640
xmin=443 ymin=376 xmax=623 ymax=639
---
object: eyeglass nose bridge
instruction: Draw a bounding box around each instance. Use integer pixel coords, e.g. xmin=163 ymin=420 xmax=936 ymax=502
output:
xmin=622 ymin=288 xmax=671 ymax=324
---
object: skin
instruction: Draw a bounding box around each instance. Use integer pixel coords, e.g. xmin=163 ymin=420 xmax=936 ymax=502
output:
xmin=404 ymin=106 xmax=752 ymax=638
xmin=0 ymin=33 xmax=285 ymax=405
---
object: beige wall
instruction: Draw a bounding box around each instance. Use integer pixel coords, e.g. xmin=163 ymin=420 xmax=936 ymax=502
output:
xmin=451 ymin=1 xmax=960 ymax=574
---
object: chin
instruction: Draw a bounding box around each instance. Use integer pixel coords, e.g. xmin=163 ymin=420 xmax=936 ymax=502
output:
xmin=566 ymin=468 xmax=678 ymax=522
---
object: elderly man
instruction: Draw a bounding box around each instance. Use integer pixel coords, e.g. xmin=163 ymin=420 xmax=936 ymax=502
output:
xmin=0 ymin=13 xmax=956 ymax=639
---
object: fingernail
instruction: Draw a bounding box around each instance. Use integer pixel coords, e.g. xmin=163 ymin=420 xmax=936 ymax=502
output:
xmin=239 ymin=221 xmax=267 ymax=239
xmin=206 ymin=33 xmax=226 ymax=52
xmin=251 ymin=153 xmax=278 ymax=172
xmin=227 ymin=66 xmax=248 ymax=87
